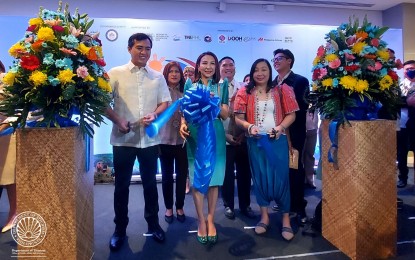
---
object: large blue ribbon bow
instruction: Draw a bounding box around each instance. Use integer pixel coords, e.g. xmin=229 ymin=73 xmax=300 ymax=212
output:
xmin=145 ymin=78 xmax=225 ymax=194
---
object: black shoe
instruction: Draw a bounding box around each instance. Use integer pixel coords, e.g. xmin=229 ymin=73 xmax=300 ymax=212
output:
xmin=109 ymin=230 xmax=126 ymax=251
xmin=224 ymin=207 xmax=235 ymax=219
xmin=164 ymin=214 xmax=174 ymax=224
xmin=302 ymin=223 xmax=320 ymax=237
xmin=397 ymin=180 xmax=407 ymax=188
xmin=272 ymin=205 xmax=279 ymax=211
xmin=397 ymin=197 xmax=403 ymax=210
xmin=177 ymin=213 xmax=186 ymax=223
xmin=305 ymin=183 xmax=317 ymax=189
xmin=149 ymin=225 xmax=165 ymax=243
xmin=240 ymin=207 xmax=256 ymax=219
xmin=298 ymin=215 xmax=308 ymax=227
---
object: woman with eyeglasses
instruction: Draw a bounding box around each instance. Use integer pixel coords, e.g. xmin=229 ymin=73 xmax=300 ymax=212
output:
xmin=234 ymin=58 xmax=299 ymax=241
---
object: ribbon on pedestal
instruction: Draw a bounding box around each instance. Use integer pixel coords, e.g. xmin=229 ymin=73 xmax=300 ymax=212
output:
xmin=328 ymin=121 xmax=340 ymax=170
xmin=0 ymin=126 xmax=13 ymax=136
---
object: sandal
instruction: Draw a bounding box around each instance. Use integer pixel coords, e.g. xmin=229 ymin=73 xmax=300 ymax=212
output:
xmin=254 ymin=222 xmax=270 ymax=235
xmin=281 ymin=226 xmax=294 ymax=241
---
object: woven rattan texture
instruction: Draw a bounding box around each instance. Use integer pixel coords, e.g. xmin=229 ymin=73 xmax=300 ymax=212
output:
xmin=321 ymin=120 xmax=397 ymax=260
xmin=15 ymin=127 xmax=93 ymax=259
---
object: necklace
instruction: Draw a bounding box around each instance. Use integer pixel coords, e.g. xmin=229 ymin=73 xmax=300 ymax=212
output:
xmin=255 ymin=90 xmax=270 ymax=132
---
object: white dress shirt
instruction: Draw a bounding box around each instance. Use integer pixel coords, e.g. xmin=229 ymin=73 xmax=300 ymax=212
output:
xmin=221 ymin=78 xmax=241 ymax=145
xmin=108 ymin=61 xmax=171 ymax=148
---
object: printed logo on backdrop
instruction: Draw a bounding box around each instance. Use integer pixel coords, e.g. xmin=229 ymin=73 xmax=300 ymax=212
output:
xmin=218 ymin=34 xmax=227 ymax=43
xmin=172 ymin=35 xmax=181 ymax=41
xmin=227 ymin=36 xmax=243 ymax=42
xmin=204 ymin=35 xmax=212 ymax=42
xmin=184 ymin=35 xmax=201 ymax=41
xmin=105 ymin=29 xmax=118 ymax=42
xmin=257 ymin=37 xmax=282 ymax=42
xmin=244 ymin=37 xmax=256 ymax=42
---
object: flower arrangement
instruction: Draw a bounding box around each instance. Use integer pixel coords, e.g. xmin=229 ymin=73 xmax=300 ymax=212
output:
xmin=0 ymin=1 xmax=111 ymax=136
xmin=308 ymin=16 xmax=401 ymax=123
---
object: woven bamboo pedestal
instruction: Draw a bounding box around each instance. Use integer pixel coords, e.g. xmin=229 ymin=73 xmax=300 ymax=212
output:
xmin=321 ymin=120 xmax=397 ymax=260
xmin=14 ymin=127 xmax=94 ymax=260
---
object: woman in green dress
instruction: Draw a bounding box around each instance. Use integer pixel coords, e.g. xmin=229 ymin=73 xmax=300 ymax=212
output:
xmin=179 ymin=51 xmax=229 ymax=245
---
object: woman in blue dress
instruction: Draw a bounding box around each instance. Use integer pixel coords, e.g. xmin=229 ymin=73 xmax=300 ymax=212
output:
xmin=179 ymin=51 xmax=229 ymax=245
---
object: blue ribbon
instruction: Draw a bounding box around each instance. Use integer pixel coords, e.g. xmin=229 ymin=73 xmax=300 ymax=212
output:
xmin=0 ymin=126 xmax=14 ymax=136
xmin=146 ymin=99 xmax=181 ymax=138
xmin=181 ymin=80 xmax=221 ymax=194
xmin=328 ymin=120 xmax=339 ymax=170
xmin=145 ymin=78 xmax=223 ymax=194
xmin=26 ymin=105 xmax=80 ymax=128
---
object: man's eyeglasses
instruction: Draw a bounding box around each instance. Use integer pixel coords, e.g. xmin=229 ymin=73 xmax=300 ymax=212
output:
xmin=271 ymin=56 xmax=287 ymax=62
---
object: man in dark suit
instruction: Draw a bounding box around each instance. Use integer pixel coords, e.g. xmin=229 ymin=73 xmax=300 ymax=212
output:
xmin=272 ymin=49 xmax=309 ymax=224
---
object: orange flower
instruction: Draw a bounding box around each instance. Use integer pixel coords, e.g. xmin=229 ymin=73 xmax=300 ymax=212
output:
xmin=364 ymin=54 xmax=376 ymax=59
xmin=87 ymin=47 xmax=98 ymax=60
xmin=355 ymin=31 xmax=368 ymax=40
xmin=31 ymin=40 xmax=44 ymax=52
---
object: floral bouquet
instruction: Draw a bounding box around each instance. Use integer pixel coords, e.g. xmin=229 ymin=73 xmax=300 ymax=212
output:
xmin=0 ymin=1 xmax=111 ymax=136
xmin=308 ymin=16 xmax=401 ymax=124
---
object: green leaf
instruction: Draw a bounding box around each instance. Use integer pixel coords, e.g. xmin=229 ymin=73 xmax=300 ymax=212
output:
xmin=62 ymin=85 xmax=76 ymax=100
xmin=84 ymin=19 xmax=94 ymax=32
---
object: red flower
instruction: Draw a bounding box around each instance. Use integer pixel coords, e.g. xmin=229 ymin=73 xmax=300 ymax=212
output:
xmin=312 ymin=68 xmax=327 ymax=80
xmin=95 ymin=59 xmax=106 ymax=67
xmin=317 ymin=46 xmax=325 ymax=57
xmin=370 ymin=38 xmax=380 ymax=47
xmin=344 ymin=64 xmax=360 ymax=72
xmin=20 ymin=55 xmax=40 ymax=71
xmin=26 ymin=25 xmax=37 ymax=32
xmin=312 ymin=69 xmax=319 ymax=81
xmin=395 ymin=59 xmax=404 ymax=70
xmin=388 ymin=70 xmax=399 ymax=81
xmin=52 ymin=25 xmax=65 ymax=33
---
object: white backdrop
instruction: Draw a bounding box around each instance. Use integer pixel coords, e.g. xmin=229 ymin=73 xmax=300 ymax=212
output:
xmin=0 ymin=16 xmax=403 ymax=155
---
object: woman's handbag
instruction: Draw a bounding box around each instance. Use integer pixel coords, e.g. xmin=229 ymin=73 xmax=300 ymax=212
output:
xmin=276 ymin=85 xmax=298 ymax=169
xmin=289 ymin=147 xmax=299 ymax=170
